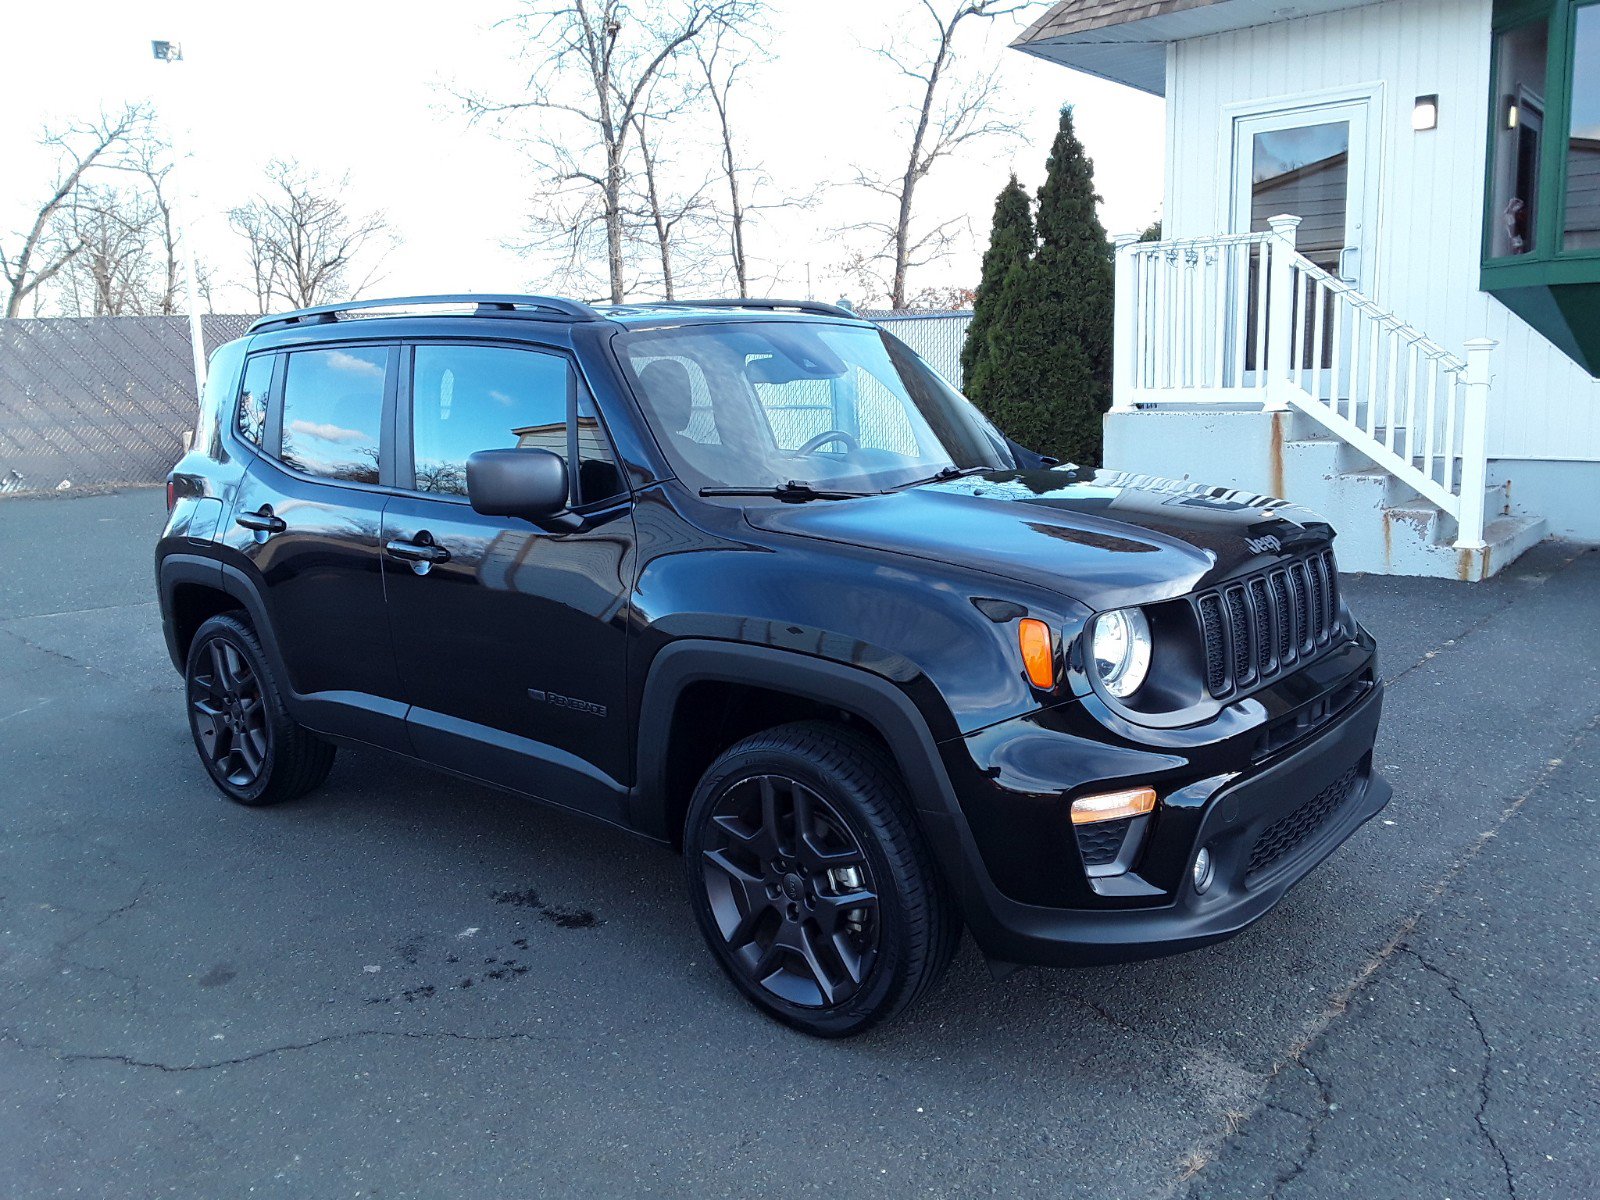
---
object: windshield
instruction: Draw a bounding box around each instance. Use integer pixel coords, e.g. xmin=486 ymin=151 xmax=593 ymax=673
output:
xmin=614 ymin=320 xmax=1015 ymax=494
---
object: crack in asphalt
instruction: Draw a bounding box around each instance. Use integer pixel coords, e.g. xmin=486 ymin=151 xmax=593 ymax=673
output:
xmin=1258 ymin=1061 xmax=1332 ymax=1200
xmin=1402 ymin=947 xmax=1517 ymax=1199
xmin=1173 ymin=695 xmax=1600 ymax=1197
xmin=1371 ymin=546 xmax=1588 ymax=690
xmin=1 ymin=1027 xmax=570 ymax=1074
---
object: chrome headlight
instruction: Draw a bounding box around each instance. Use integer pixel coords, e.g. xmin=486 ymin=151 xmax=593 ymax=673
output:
xmin=1091 ymin=607 xmax=1152 ymax=699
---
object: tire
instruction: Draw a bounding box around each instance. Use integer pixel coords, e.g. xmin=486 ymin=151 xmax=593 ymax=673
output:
xmin=683 ymin=720 xmax=959 ymax=1037
xmin=184 ymin=613 xmax=336 ymax=807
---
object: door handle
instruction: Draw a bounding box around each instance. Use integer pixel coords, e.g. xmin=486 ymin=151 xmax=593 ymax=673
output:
xmin=384 ymin=537 xmax=451 ymax=564
xmin=236 ymin=507 xmax=286 ymax=533
xmin=1337 ymin=246 xmax=1361 ymax=283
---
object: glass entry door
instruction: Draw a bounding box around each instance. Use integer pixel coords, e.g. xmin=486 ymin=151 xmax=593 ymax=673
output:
xmin=1232 ymin=100 xmax=1372 ymax=285
xmin=1232 ymin=98 xmax=1375 ymax=376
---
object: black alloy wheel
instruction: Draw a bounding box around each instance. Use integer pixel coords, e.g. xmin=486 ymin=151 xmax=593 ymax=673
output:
xmin=701 ymin=772 xmax=881 ymax=1009
xmin=685 ymin=721 xmax=959 ymax=1037
xmin=184 ymin=613 xmax=335 ymax=807
xmin=190 ymin=635 xmax=269 ymax=789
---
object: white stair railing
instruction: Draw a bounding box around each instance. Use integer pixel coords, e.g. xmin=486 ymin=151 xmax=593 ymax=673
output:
xmin=1112 ymin=216 xmax=1494 ymax=550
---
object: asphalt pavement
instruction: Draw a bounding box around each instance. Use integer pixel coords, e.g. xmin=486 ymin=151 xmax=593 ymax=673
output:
xmin=0 ymin=488 xmax=1595 ymax=1199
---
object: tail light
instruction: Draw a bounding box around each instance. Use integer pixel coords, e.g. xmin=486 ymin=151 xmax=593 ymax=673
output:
xmin=165 ymin=480 xmax=177 ymax=512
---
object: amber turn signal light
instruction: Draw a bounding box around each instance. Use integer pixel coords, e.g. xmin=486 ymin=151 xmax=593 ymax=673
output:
xmin=1070 ymin=786 xmax=1158 ymax=826
xmin=1018 ymin=618 xmax=1054 ymax=689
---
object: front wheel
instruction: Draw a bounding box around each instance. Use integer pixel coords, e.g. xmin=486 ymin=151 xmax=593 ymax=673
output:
xmin=683 ymin=721 xmax=959 ymax=1037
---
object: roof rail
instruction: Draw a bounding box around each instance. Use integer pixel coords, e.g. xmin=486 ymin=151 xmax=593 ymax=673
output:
xmin=247 ymin=294 xmax=603 ymax=334
xmin=648 ymin=299 xmax=862 ymax=320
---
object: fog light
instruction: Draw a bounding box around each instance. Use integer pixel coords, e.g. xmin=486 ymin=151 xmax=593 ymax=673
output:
xmin=1192 ymin=847 xmax=1215 ymax=894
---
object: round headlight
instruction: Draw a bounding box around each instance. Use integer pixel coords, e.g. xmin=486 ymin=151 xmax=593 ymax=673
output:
xmin=1091 ymin=607 xmax=1152 ymax=699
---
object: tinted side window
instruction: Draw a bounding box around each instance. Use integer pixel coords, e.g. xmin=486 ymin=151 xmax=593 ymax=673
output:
xmin=279 ymin=346 xmax=387 ymax=483
xmin=409 ymin=344 xmax=623 ymax=504
xmin=236 ymin=353 xmax=274 ymax=447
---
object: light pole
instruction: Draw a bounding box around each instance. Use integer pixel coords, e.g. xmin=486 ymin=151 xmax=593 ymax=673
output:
xmin=152 ymin=39 xmax=207 ymax=397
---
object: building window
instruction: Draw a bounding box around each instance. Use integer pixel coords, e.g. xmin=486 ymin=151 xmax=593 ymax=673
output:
xmin=1563 ymin=4 xmax=1600 ymax=250
xmin=1482 ymin=0 xmax=1600 ymax=374
xmin=1488 ymin=21 xmax=1548 ymax=256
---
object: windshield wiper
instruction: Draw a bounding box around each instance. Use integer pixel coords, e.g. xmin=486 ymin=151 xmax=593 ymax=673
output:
xmin=699 ymin=480 xmax=871 ymax=503
xmin=894 ymin=464 xmax=992 ymax=490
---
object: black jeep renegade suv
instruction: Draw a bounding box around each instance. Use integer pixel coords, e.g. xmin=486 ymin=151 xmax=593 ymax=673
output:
xmin=156 ymin=294 xmax=1389 ymax=1036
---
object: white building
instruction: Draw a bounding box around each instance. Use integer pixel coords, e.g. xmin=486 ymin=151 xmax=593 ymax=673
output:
xmin=1016 ymin=0 xmax=1599 ymax=577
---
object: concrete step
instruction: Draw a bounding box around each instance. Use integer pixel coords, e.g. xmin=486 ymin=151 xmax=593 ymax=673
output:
xmin=1104 ymin=407 xmax=1548 ymax=579
xmin=1335 ymin=505 xmax=1547 ymax=580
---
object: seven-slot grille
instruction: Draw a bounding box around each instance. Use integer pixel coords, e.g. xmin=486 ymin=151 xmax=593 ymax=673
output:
xmin=1196 ymin=548 xmax=1341 ymax=699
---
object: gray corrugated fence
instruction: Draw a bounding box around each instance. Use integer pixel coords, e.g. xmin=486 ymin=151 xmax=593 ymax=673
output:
xmin=0 ymin=315 xmax=252 ymax=495
xmin=867 ymin=309 xmax=973 ymax=388
xmin=0 ymin=309 xmax=976 ymax=496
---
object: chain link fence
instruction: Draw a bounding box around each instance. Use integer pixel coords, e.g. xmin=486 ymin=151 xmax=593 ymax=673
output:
xmin=866 ymin=310 xmax=974 ymax=389
xmin=0 ymin=315 xmax=253 ymax=496
xmin=0 ymin=309 xmax=975 ymax=497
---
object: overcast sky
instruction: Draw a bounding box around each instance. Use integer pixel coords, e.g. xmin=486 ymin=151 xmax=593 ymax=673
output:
xmin=0 ymin=0 xmax=1164 ymax=313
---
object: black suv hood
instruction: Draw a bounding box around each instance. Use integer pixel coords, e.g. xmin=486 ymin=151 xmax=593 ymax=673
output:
xmin=743 ymin=468 xmax=1333 ymax=611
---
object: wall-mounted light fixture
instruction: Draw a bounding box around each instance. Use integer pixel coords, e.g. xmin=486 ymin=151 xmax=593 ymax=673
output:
xmin=1412 ymin=94 xmax=1439 ymax=131
xmin=1504 ymin=95 xmax=1520 ymax=129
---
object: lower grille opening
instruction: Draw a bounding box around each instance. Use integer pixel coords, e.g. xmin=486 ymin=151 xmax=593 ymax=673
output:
xmin=1075 ymin=817 xmax=1132 ymax=868
xmin=1245 ymin=764 xmax=1361 ymax=880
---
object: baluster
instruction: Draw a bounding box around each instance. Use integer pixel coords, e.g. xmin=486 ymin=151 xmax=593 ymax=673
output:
xmin=1211 ymin=248 xmax=1226 ymax=390
xmin=1344 ymin=307 xmax=1359 ymax=425
xmin=1254 ymin=241 xmax=1270 ymax=389
xmin=1291 ymin=263 xmax=1307 ymax=389
xmin=1442 ymin=369 xmax=1460 ymax=493
xmin=1328 ymin=290 xmax=1344 ymax=419
xmin=1308 ymin=279 xmax=1326 ymax=408
xmin=1231 ymin=241 xmax=1248 ymax=387
xmin=1422 ymin=358 xmax=1439 ymax=487
xmin=1369 ymin=305 xmax=1382 ymax=432
xmin=1384 ymin=323 xmax=1400 ymax=452
xmin=1403 ymin=343 xmax=1420 ymax=466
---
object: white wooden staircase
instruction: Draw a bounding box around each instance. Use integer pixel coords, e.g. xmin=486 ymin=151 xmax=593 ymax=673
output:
xmin=1106 ymin=216 xmax=1546 ymax=580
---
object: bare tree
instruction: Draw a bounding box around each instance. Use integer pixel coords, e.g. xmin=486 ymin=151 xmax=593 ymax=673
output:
xmin=466 ymin=0 xmax=759 ymax=303
xmin=126 ymin=135 xmax=184 ymax=315
xmin=228 ymin=160 xmax=393 ymax=311
xmin=628 ymin=109 xmax=720 ymax=299
xmin=1 ymin=104 xmax=151 ymax=318
xmin=56 ymin=184 xmax=162 ymax=316
xmin=698 ymin=31 xmax=757 ymax=298
xmin=851 ymin=1 xmax=1032 ymax=308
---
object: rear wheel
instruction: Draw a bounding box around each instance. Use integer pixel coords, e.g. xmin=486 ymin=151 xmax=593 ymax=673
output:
xmin=185 ymin=613 xmax=335 ymax=806
xmin=684 ymin=721 xmax=958 ymax=1037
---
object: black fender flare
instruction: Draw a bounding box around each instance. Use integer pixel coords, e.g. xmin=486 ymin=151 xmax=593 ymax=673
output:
xmin=630 ymin=639 xmax=1002 ymax=938
xmin=157 ymin=553 xmax=292 ymax=696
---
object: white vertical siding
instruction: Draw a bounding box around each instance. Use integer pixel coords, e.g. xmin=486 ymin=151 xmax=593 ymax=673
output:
xmin=1165 ymin=0 xmax=1600 ymax=461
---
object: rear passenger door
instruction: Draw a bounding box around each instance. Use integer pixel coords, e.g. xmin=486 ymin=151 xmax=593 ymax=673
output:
xmin=223 ymin=341 xmax=409 ymax=750
xmin=380 ymin=340 xmax=635 ymax=823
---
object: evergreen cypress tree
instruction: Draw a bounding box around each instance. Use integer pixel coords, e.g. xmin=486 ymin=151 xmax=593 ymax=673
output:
xmin=969 ymin=107 xmax=1114 ymax=466
xmin=960 ymin=175 xmax=1034 ymax=389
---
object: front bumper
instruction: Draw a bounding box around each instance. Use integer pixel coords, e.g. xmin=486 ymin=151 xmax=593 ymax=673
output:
xmin=922 ymin=674 xmax=1389 ymax=969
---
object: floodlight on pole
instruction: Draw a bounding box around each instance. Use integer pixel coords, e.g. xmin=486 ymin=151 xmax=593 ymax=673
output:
xmin=152 ymin=38 xmax=207 ymax=397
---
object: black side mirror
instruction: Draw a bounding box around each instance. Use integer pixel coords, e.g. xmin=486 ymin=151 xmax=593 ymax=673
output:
xmin=466 ymin=448 xmax=574 ymax=527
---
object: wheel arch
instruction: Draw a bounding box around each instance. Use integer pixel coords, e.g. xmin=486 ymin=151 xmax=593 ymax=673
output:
xmin=158 ymin=554 xmax=286 ymax=683
xmin=631 ymin=641 xmax=960 ymax=849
